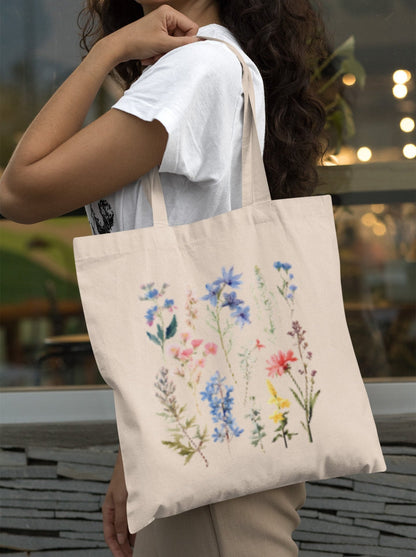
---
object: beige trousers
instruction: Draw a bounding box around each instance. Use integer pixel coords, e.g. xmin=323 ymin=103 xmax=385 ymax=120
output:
xmin=133 ymin=483 xmax=306 ymax=557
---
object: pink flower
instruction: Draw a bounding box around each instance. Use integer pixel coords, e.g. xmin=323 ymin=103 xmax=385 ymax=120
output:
xmin=196 ymin=358 xmax=205 ymax=368
xmin=191 ymin=339 xmax=203 ymax=349
xmin=181 ymin=332 xmax=190 ymax=343
xmin=204 ymin=342 xmax=217 ymax=355
xmin=181 ymin=348 xmax=193 ymax=358
xmin=169 ymin=346 xmax=180 ymax=358
xmin=266 ymin=350 xmax=297 ymax=377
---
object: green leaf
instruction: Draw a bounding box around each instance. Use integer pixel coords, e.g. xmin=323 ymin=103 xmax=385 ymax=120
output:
xmin=165 ymin=315 xmax=177 ymax=340
xmin=310 ymin=390 xmax=321 ymax=410
xmin=185 ymin=416 xmax=196 ymax=429
xmin=184 ymin=453 xmax=195 ymax=465
xmin=157 ymin=324 xmax=164 ymax=342
xmin=289 ymin=388 xmax=306 ymax=411
xmin=146 ymin=331 xmax=161 ymax=346
xmin=333 ymin=35 xmax=355 ymax=59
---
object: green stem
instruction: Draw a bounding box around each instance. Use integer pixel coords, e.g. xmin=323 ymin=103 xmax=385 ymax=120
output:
xmin=286 ymin=368 xmax=306 ymax=404
xmin=158 ymin=309 xmax=166 ymax=356
xmin=282 ymin=427 xmax=288 ymax=448
xmin=219 ymin=384 xmax=231 ymax=443
xmin=215 ymin=286 xmax=236 ymax=384
xmin=318 ymin=69 xmax=343 ymax=95
xmin=294 ymin=335 xmax=313 ymax=443
xmin=311 ymin=36 xmax=353 ymax=82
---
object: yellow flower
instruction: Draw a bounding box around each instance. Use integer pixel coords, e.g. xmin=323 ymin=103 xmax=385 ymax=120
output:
xmin=266 ymin=380 xmax=277 ymax=398
xmin=280 ymin=398 xmax=290 ymax=409
xmin=269 ymin=411 xmax=284 ymax=424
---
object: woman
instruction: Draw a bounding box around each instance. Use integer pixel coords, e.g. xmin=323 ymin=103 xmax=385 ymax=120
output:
xmin=0 ymin=1 xmax=328 ymax=555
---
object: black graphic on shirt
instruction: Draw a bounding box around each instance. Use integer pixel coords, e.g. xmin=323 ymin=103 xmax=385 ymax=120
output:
xmin=89 ymin=199 xmax=115 ymax=234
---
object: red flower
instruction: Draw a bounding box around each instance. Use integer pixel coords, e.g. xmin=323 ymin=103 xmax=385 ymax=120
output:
xmin=266 ymin=350 xmax=297 ymax=377
xmin=255 ymin=339 xmax=265 ymax=350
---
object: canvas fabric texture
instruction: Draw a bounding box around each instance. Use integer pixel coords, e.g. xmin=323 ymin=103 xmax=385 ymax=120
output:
xmin=73 ymin=37 xmax=386 ymax=535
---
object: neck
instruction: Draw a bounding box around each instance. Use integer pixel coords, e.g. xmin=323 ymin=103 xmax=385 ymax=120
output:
xmin=140 ymin=1 xmax=221 ymax=27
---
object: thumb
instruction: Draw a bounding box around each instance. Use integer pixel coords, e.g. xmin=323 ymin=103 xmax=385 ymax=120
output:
xmin=167 ymin=35 xmax=202 ymax=49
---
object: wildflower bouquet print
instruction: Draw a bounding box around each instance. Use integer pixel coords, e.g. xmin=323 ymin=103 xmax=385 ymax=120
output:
xmin=140 ymin=261 xmax=323 ymax=467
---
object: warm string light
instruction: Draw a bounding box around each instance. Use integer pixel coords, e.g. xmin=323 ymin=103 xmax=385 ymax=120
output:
xmin=403 ymin=144 xmax=416 ymax=159
xmin=393 ymin=84 xmax=408 ymax=99
xmin=392 ymin=70 xmax=412 ymax=98
xmin=356 ymin=147 xmax=372 ymax=162
xmin=400 ymin=117 xmax=415 ymax=133
xmin=342 ymin=73 xmax=356 ymax=86
xmin=393 ymin=69 xmax=412 ymax=84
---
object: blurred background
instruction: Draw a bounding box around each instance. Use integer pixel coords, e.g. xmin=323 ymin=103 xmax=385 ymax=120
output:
xmin=0 ymin=0 xmax=415 ymax=393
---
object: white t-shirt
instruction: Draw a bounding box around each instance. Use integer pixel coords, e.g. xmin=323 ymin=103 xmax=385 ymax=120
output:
xmin=84 ymin=24 xmax=265 ymax=234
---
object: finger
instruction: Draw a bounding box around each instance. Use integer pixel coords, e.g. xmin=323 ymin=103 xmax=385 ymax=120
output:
xmin=163 ymin=35 xmax=201 ymax=52
xmin=162 ymin=6 xmax=199 ymax=37
xmin=103 ymin=503 xmax=130 ymax=557
xmin=114 ymin=498 xmax=132 ymax=555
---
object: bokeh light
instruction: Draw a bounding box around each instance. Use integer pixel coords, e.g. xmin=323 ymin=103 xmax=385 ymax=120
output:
xmin=342 ymin=74 xmax=357 ymax=86
xmin=400 ymin=117 xmax=415 ymax=133
xmin=393 ymin=84 xmax=408 ymax=99
xmin=371 ymin=204 xmax=385 ymax=214
xmin=357 ymin=147 xmax=373 ymax=162
xmin=403 ymin=144 xmax=416 ymax=159
xmin=373 ymin=222 xmax=387 ymax=236
xmin=361 ymin=213 xmax=377 ymax=227
xmin=393 ymin=69 xmax=412 ymax=84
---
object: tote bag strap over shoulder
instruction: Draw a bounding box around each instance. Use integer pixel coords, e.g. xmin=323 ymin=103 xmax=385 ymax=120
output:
xmin=145 ymin=36 xmax=271 ymax=228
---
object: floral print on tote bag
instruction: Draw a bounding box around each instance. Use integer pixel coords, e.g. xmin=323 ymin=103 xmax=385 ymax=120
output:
xmin=139 ymin=260 xmax=320 ymax=467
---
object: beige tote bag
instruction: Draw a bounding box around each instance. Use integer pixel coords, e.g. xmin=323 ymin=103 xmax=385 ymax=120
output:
xmin=73 ymin=37 xmax=386 ymax=534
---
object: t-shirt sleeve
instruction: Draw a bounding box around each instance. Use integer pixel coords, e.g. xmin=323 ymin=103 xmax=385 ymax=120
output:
xmin=111 ymin=40 xmax=242 ymax=184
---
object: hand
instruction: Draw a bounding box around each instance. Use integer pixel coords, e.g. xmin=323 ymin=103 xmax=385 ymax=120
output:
xmin=102 ymin=449 xmax=136 ymax=557
xmin=101 ymin=4 xmax=200 ymax=67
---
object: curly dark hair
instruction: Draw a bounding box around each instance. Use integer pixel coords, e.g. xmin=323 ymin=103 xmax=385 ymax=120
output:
xmin=78 ymin=0 xmax=330 ymax=199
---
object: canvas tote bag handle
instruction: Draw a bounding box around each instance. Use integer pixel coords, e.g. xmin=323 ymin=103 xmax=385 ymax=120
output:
xmin=145 ymin=36 xmax=271 ymax=227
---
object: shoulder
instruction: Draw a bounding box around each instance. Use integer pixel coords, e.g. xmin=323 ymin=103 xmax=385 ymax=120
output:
xmin=136 ymin=39 xmax=242 ymax=90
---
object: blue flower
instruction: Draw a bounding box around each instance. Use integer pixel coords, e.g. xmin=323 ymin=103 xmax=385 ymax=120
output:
xmin=212 ymin=426 xmax=226 ymax=443
xmin=231 ymin=305 xmax=251 ymax=328
xmin=221 ymin=291 xmax=243 ymax=309
xmin=289 ymin=273 xmax=294 ymax=280
xmin=289 ymin=285 xmax=297 ymax=292
xmin=145 ymin=305 xmax=158 ymax=325
xmin=201 ymin=283 xmax=221 ymax=307
xmin=273 ymin=261 xmax=292 ymax=272
xmin=164 ymin=298 xmax=174 ymax=308
xmin=200 ymin=372 xmax=243 ymax=442
xmin=213 ymin=266 xmax=243 ymax=289
xmin=145 ymin=288 xmax=159 ymax=299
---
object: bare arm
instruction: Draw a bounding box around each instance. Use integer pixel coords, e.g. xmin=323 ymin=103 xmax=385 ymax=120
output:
xmin=0 ymin=5 xmax=199 ymax=224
